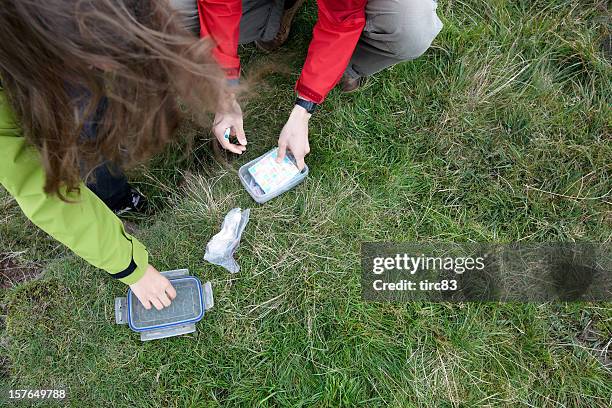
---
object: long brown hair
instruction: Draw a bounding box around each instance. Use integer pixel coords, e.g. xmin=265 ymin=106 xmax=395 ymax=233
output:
xmin=0 ymin=0 xmax=226 ymax=198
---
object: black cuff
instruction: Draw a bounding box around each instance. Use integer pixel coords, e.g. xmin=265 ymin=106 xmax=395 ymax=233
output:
xmin=111 ymin=258 xmax=137 ymax=280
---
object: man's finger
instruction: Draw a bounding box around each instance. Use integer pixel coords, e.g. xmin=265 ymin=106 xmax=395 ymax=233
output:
xmin=276 ymin=143 xmax=287 ymax=163
xmin=166 ymin=284 xmax=177 ymax=300
xmin=158 ymin=292 xmax=172 ymax=308
xmin=150 ymin=297 xmax=164 ymax=310
xmin=295 ymin=155 xmax=306 ymax=171
xmin=236 ymin=124 xmax=247 ymax=146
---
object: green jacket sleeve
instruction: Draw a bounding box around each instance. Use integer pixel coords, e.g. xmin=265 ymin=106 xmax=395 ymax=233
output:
xmin=0 ymin=89 xmax=147 ymax=285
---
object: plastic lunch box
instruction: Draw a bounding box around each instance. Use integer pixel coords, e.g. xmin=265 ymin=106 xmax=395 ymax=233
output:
xmin=114 ymin=269 xmax=214 ymax=341
xmin=238 ymin=148 xmax=309 ymax=204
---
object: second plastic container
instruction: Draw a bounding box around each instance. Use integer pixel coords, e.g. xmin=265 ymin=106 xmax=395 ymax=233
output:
xmin=238 ymin=148 xmax=308 ymax=204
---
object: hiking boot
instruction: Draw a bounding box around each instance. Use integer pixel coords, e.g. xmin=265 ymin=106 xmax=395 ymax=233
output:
xmin=112 ymin=187 xmax=149 ymax=216
xmin=255 ymin=0 xmax=306 ymax=52
xmin=339 ymin=73 xmax=367 ymax=93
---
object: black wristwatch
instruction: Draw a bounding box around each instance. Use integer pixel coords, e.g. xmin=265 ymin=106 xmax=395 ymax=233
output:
xmin=295 ymin=97 xmax=317 ymax=114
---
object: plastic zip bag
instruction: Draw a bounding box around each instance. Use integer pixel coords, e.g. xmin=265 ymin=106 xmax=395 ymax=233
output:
xmin=204 ymin=208 xmax=250 ymax=273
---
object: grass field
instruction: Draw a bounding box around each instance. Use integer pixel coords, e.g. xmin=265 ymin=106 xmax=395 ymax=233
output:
xmin=1 ymin=0 xmax=611 ymax=406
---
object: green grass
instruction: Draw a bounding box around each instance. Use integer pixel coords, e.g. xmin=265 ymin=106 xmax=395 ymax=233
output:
xmin=1 ymin=0 xmax=611 ymax=406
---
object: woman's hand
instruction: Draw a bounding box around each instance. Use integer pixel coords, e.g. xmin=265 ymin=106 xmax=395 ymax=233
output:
xmin=277 ymin=105 xmax=311 ymax=170
xmin=129 ymin=264 xmax=177 ymax=310
xmin=213 ymin=94 xmax=247 ymax=155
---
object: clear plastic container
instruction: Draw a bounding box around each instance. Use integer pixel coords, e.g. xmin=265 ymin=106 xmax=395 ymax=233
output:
xmin=127 ymin=277 xmax=204 ymax=332
xmin=114 ymin=269 xmax=213 ymax=341
xmin=239 ymin=148 xmax=308 ymax=204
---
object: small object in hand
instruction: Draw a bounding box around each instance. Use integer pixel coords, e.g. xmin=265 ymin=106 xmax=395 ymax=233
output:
xmin=114 ymin=269 xmax=214 ymax=341
xmin=211 ymin=128 xmax=238 ymax=164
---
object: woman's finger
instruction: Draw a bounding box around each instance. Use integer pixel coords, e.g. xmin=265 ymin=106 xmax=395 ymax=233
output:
xmin=150 ymin=297 xmax=164 ymax=310
xmin=236 ymin=124 xmax=247 ymax=146
xmin=220 ymin=138 xmax=245 ymax=154
xmin=214 ymin=123 xmax=246 ymax=154
xmin=166 ymin=283 xmax=177 ymax=300
xmin=138 ymin=295 xmax=152 ymax=310
xmin=158 ymin=292 xmax=172 ymax=308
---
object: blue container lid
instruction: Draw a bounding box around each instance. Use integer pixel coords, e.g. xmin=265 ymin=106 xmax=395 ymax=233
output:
xmin=127 ymin=276 xmax=204 ymax=332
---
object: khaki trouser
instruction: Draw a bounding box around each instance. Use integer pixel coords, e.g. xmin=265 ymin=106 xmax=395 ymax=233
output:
xmin=170 ymin=0 xmax=443 ymax=78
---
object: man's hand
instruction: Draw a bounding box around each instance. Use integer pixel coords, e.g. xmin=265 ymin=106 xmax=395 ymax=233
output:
xmin=213 ymin=94 xmax=247 ymax=155
xmin=277 ymin=105 xmax=311 ymax=170
xmin=129 ymin=264 xmax=177 ymax=310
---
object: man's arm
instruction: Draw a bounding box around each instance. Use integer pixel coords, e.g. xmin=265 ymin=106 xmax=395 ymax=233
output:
xmin=0 ymin=91 xmax=147 ymax=286
xmin=197 ymin=0 xmax=242 ymax=80
xmin=276 ymin=0 xmax=366 ymax=168
xmin=295 ymin=0 xmax=367 ymax=103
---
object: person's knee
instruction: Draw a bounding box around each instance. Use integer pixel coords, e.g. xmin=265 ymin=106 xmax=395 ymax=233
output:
xmin=167 ymin=0 xmax=200 ymax=35
xmin=168 ymin=0 xmax=196 ymax=14
xmin=386 ymin=0 xmax=443 ymax=61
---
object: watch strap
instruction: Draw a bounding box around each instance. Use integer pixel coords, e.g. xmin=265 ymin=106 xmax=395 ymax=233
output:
xmin=295 ymin=97 xmax=317 ymax=114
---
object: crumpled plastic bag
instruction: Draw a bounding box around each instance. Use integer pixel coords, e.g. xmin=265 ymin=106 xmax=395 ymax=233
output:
xmin=204 ymin=208 xmax=250 ymax=273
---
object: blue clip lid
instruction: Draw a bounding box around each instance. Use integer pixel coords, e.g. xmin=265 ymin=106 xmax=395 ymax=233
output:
xmin=127 ymin=276 xmax=204 ymax=332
